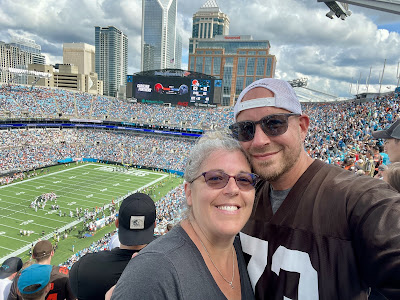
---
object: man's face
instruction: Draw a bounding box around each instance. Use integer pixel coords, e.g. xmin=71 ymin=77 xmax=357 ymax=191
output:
xmin=385 ymin=138 xmax=400 ymax=162
xmin=235 ymin=87 xmax=307 ymax=182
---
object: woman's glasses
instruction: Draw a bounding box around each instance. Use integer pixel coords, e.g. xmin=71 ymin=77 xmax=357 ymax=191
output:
xmin=189 ymin=170 xmax=259 ymax=191
xmin=229 ymin=113 xmax=300 ymax=142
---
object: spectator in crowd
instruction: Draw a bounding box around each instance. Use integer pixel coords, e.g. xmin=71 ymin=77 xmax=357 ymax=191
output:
xmin=69 ymin=193 xmax=156 ymax=300
xmin=384 ymin=162 xmax=400 ymax=192
xmin=365 ymin=150 xmax=375 ymax=177
xmin=230 ymin=78 xmax=400 ymax=299
xmin=372 ymin=119 xmax=400 ymax=163
xmin=17 ymin=264 xmax=52 ymax=300
xmin=110 ymin=132 xmax=256 ymax=299
xmin=0 ymin=257 xmax=23 ymax=299
xmin=8 ymin=240 xmax=75 ymax=300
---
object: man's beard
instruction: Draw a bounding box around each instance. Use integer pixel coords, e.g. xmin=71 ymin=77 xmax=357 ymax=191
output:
xmin=249 ymin=141 xmax=302 ymax=182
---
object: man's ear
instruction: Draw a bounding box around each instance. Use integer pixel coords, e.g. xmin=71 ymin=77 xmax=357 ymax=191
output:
xmin=115 ymin=218 xmax=119 ymax=228
xmin=299 ymin=114 xmax=310 ymax=141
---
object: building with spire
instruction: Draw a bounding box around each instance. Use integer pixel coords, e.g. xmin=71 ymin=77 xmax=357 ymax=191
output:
xmin=189 ymin=0 xmax=229 ymax=54
xmin=141 ymin=0 xmax=182 ymax=71
xmin=188 ymin=0 xmax=276 ymax=106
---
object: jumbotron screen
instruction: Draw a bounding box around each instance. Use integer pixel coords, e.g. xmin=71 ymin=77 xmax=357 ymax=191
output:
xmin=130 ymin=76 xmax=215 ymax=106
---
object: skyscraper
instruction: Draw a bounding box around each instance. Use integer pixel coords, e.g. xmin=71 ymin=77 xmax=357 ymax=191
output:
xmin=188 ymin=1 xmax=276 ymax=106
xmin=189 ymin=0 xmax=229 ymax=54
xmin=63 ymin=43 xmax=95 ymax=75
xmin=9 ymin=36 xmax=46 ymax=65
xmin=141 ymin=0 xmax=181 ymax=71
xmin=95 ymin=26 xmax=128 ymax=97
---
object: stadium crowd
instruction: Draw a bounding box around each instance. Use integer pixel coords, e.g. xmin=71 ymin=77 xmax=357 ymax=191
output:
xmin=1 ymin=84 xmax=399 ymax=299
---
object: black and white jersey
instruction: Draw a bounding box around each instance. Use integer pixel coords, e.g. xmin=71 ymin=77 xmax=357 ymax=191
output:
xmin=240 ymin=160 xmax=400 ymax=300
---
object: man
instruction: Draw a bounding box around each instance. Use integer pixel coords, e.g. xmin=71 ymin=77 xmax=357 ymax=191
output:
xmin=372 ymin=119 xmax=400 ymax=163
xmin=69 ymin=193 xmax=156 ymax=300
xmin=229 ymin=78 xmax=400 ymax=299
xmin=17 ymin=264 xmax=52 ymax=300
xmin=0 ymin=257 xmax=23 ymax=299
xmin=8 ymin=240 xmax=75 ymax=300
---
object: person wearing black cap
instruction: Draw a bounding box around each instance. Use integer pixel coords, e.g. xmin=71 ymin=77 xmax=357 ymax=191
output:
xmin=0 ymin=257 xmax=23 ymax=299
xmin=69 ymin=192 xmax=156 ymax=300
xmin=372 ymin=119 xmax=400 ymax=163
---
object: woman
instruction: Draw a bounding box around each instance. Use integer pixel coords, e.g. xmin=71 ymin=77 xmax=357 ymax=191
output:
xmin=111 ymin=131 xmax=258 ymax=299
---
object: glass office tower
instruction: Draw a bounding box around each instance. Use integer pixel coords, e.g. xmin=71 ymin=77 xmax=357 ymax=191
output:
xmin=95 ymin=26 xmax=128 ymax=97
xmin=142 ymin=0 xmax=181 ymax=71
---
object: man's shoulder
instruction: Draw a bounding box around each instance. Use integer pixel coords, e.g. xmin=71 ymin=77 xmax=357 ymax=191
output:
xmin=51 ymin=265 xmax=70 ymax=278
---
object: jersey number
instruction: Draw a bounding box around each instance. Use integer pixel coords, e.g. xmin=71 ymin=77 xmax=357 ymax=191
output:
xmin=240 ymin=232 xmax=318 ymax=300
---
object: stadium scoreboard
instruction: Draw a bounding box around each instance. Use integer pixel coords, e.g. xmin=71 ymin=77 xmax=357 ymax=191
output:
xmin=127 ymin=72 xmax=222 ymax=107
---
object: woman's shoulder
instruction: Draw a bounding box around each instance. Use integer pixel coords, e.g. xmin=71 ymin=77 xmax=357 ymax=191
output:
xmin=140 ymin=224 xmax=193 ymax=256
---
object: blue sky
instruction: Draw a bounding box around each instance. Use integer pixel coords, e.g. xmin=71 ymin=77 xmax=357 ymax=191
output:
xmin=0 ymin=0 xmax=400 ymax=98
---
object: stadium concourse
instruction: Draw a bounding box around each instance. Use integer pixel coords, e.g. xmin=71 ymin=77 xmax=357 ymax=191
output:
xmin=0 ymin=84 xmax=398 ymax=267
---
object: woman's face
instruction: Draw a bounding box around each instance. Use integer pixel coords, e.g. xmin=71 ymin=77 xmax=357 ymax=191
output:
xmin=185 ymin=149 xmax=256 ymax=240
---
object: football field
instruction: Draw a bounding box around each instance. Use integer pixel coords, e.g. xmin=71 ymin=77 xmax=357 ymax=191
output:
xmin=0 ymin=163 xmax=168 ymax=261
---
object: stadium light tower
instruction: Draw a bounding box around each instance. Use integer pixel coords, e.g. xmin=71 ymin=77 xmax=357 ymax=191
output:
xmin=288 ymin=78 xmax=308 ymax=88
xmin=319 ymin=0 xmax=400 ymax=15
xmin=318 ymin=1 xmax=352 ymax=20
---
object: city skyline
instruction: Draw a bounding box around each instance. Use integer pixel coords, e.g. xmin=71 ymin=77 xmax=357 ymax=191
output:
xmin=0 ymin=0 xmax=400 ymax=98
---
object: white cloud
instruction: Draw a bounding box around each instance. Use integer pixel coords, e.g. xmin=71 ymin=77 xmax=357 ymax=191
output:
xmin=0 ymin=0 xmax=399 ymax=98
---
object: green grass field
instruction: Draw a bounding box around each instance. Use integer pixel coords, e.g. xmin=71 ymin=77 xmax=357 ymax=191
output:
xmin=0 ymin=162 xmax=171 ymax=261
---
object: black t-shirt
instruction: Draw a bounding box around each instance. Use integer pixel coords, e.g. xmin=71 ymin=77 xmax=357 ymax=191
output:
xmin=69 ymin=247 xmax=139 ymax=300
xmin=8 ymin=265 xmax=75 ymax=300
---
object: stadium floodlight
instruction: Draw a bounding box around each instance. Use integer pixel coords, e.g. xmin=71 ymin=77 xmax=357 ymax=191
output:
xmin=288 ymin=78 xmax=308 ymax=88
xmin=326 ymin=10 xmax=335 ymax=19
xmin=318 ymin=1 xmax=352 ymax=20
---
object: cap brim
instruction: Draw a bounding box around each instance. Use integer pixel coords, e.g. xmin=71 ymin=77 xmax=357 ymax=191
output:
xmin=371 ymin=130 xmax=391 ymax=139
xmin=0 ymin=270 xmax=13 ymax=279
xmin=118 ymin=225 xmax=155 ymax=246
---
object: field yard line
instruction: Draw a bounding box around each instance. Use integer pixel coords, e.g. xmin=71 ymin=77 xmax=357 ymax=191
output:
xmin=0 ymin=164 xmax=96 ymax=190
xmin=0 ymin=245 xmax=14 ymax=251
xmin=0 ymin=226 xmax=37 ymax=240
xmin=0 ymin=220 xmax=55 ymax=231
xmin=0 ymin=205 xmax=69 ymax=224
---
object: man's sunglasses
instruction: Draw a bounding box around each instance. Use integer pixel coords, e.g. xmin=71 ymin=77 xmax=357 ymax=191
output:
xmin=229 ymin=113 xmax=301 ymax=142
xmin=189 ymin=170 xmax=259 ymax=191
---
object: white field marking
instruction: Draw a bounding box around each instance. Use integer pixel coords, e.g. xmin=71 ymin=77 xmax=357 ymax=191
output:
xmin=53 ymin=181 xmax=61 ymax=183
xmin=86 ymin=194 xmax=93 ymax=198
xmin=0 ymin=222 xmax=49 ymax=236
xmin=36 ymin=186 xmax=45 ymax=189
xmin=0 ymin=163 xmax=96 ymax=190
xmin=0 ymin=206 xmax=69 ymax=224
xmin=113 ymin=183 xmax=120 ymax=186
xmin=20 ymin=220 xmax=34 ymax=226
xmin=0 ymin=245 xmax=14 ymax=251
xmin=67 ymin=202 xmax=77 ymax=206
xmin=100 ymin=188 xmax=107 ymax=192
xmin=16 ymin=192 xmax=25 ymax=195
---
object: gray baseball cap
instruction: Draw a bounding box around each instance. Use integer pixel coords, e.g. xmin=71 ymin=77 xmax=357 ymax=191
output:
xmin=372 ymin=119 xmax=400 ymax=139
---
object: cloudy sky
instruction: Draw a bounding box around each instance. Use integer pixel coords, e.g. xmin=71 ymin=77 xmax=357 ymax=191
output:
xmin=1 ymin=0 xmax=400 ymax=98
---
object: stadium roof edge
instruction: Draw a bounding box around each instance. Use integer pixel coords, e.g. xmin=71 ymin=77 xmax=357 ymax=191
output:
xmin=131 ymin=69 xmax=217 ymax=79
